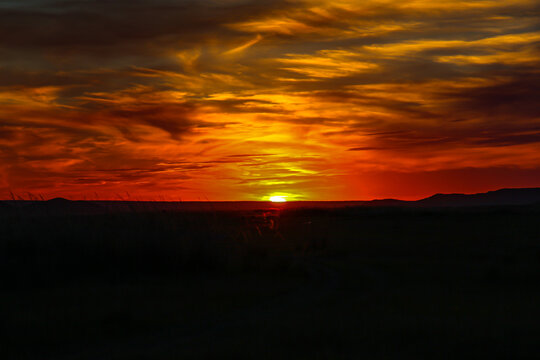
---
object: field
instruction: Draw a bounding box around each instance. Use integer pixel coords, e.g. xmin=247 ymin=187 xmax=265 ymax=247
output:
xmin=2 ymin=202 xmax=540 ymax=359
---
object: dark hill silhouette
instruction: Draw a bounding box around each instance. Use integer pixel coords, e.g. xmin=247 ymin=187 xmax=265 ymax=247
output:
xmin=21 ymin=197 xmax=104 ymax=215
xmin=47 ymin=197 xmax=71 ymax=204
xmin=416 ymin=188 xmax=540 ymax=207
xmin=364 ymin=199 xmax=409 ymax=207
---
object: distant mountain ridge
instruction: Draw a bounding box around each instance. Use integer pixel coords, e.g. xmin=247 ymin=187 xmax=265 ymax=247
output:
xmin=415 ymin=188 xmax=540 ymax=207
xmin=1 ymin=188 xmax=540 ymax=214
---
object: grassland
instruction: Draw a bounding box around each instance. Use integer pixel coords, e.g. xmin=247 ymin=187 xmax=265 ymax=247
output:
xmin=2 ymin=203 xmax=540 ymax=359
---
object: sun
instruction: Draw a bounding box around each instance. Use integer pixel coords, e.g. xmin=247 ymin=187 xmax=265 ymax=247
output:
xmin=269 ymin=195 xmax=287 ymax=202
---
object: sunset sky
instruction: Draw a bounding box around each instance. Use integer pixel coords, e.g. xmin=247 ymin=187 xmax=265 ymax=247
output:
xmin=1 ymin=0 xmax=539 ymax=201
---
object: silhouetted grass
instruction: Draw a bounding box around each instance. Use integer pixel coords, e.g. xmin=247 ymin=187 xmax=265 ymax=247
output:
xmin=2 ymin=203 xmax=540 ymax=359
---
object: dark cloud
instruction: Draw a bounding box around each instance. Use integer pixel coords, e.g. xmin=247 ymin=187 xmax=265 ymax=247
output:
xmin=442 ymin=70 xmax=540 ymax=120
xmin=0 ymin=0 xmax=290 ymax=51
xmin=108 ymin=104 xmax=196 ymax=139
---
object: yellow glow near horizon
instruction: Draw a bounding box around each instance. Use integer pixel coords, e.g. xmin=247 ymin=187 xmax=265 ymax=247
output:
xmin=269 ymin=195 xmax=287 ymax=202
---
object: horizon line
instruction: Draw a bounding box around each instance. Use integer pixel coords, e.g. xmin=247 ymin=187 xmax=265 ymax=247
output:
xmin=2 ymin=187 xmax=540 ymax=203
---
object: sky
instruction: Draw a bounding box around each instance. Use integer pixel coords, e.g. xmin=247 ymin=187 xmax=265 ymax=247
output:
xmin=0 ymin=0 xmax=539 ymax=201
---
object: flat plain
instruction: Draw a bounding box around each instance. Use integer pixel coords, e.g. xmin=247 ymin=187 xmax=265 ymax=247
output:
xmin=2 ymin=194 xmax=540 ymax=359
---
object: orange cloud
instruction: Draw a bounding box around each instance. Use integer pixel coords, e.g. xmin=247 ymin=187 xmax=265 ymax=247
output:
xmin=1 ymin=0 xmax=539 ymax=200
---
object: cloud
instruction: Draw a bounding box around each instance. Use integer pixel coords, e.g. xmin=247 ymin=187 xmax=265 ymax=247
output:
xmin=1 ymin=0 xmax=539 ymax=200
xmin=223 ymin=34 xmax=263 ymax=55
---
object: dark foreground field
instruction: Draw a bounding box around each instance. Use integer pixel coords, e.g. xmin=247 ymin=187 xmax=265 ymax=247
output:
xmin=2 ymin=201 xmax=540 ymax=359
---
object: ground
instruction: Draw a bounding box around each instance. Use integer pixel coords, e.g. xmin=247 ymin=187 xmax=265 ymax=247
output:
xmin=2 ymin=204 xmax=540 ymax=359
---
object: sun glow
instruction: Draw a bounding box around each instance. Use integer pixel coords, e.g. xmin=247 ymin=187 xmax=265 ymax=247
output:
xmin=269 ymin=195 xmax=287 ymax=202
